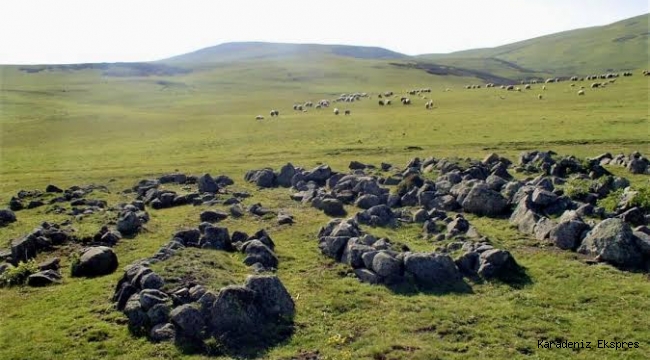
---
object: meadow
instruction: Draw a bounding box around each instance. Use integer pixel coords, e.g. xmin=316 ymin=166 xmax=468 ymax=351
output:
xmin=0 ymin=59 xmax=649 ymax=360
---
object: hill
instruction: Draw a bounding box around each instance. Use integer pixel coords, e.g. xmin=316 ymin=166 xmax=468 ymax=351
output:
xmin=419 ymin=14 xmax=650 ymax=77
xmin=162 ymin=42 xmax=408 ymax=64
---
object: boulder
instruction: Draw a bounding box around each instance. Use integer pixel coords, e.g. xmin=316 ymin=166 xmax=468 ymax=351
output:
xmin=531 ymin=188 xmax=558 ymax=206
xmin=477 ymin=249 xmax=517 ymax=279
xmin=354 ymin=194 xmax=381 ymax=209
xmin=71 ymin=246 xmax=118 ymax=277
xmin=26 ymin=270 xmax=61 ymax=287
xmin=124 ymin=294 xmax=148 ymax=330
xmin=117 ymin=211 xmax=141 ymax=236
xmin=0 ymin=209 xmax=17 ymax=227
xmin=139 ymin=289 xmax=169 ymax=311
xmin=304 ymin=165 xmax=332 ymax=184
xmin=198 ymin=173 xmax=219 ymax=193
xmin=170 ymin=304 xmax=204 ymax=339
xmin=578 ymin=218 xmax=643 ymax=268
xmin=244 ymin=275 xmax=295 ymax=320
xmin=243 ymin=240 xmax=278 ymax=269
xmin=200 ymin=226 xmax=231 ymax=250
xmin=354 ymin=268 xmax=380 ymax=284
xmin=199 ymin=210 xmax=228 ymax=223
xmin=208 ymin=286 xmax=261 ymax=340
xmin=403 ymin=252 xmax=462 ymax=287
xmin=150 ymin=323 xmax=176 ymax=342
xmin=276 ymin=163 xmax=296 ymax=187
xmin=371 ymin=252 xmax=402 ymax=278
xmin=548 ymin=220 xmax=589 ymax=250
xmin=10 ymin=235 xmax=38 ymax=264
xmin=461 ymin=184 xmax=508 ymax=216
xmin=318 ymin=236 xmax=350 ymax=261
xmin=317 ymin=198 xmax=346 ymax=217
xmin=147 ymin=303 xmax=171 ymax=326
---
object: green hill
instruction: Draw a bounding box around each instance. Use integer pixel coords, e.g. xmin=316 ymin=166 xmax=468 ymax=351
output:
xmin=163 ymin=42 xmax=408 ymax=64
xmin=419 ymin=13 xmax=650 ymax=77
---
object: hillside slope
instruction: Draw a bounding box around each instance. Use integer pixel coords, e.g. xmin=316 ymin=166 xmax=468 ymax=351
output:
xmin=419 ymin=14 xmax=650 ymax=76
xmin=162 ymin=42 xmax=408 ymax=65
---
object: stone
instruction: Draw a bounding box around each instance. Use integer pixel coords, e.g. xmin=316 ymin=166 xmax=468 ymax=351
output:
xmin=244 ymin=275 xmax=295 ymax=319
xmin=116 ymin=211 xmax=141 ymax=236
xmin=318 ymin=236 xmax=350 ymax=260
xmin=243 ymin=240 xmax=278 ymax=269
xmin=150 ymin=323 xmax=176 ymax=342
xmin=354 ymin=194 xmax=381 ymax=209
xmin=139 ymin=289 xmax=169 ymax=311
xmin=26 ymin=270 xmax=61 ymax=287
xmin=170 ymin=304 xmax=204 ymax=338
xmin=531 ymin=188 xmax=558 ymax=206
xmin=403 ymin=252 xmax=462 ymax=287
xmin=548 ymin=220 xmax=589 ymax=250
xmin=413 ymin=209 xmax=429 ymax=223
xmin=455 ymin=251 xmax=479 ymax=275
xmin=0 ymin=209 xmax=17 ymax=227
xmin=229 ymin=204 xmax=245 ymax=218
xmin=200 ymin=226 xmax=231 ymax=250
xmin=200 ymin=210 xmax=228 ymax=223
xmin=147 ymin=303 xmax=171 ymax=326
xmin=461 ymin=184 xmax=508 ymax=216
xmin=477 ymin=249 xmax=517 ymax=279
xmin=371 ymin=252 xmax=402 ymax=278
xmin=140 ymin=272 xmax=165 ymax=290
xmin=354 ymin=268 xmax=380 ymax=284
xmin=124 ymin=294 xmax=148 ymax=330
xmin=577 ymin=218 xmax=643 ymax=268
xmin=71 ymin=246 xmax=118 ymax=277
xmin=318 ymin=198 xmax=346 ymax=217
xmin=198 ymin=173 xmax=219 ymax=193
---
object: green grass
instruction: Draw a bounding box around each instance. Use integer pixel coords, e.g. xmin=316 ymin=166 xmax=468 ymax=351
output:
xmin=419 ymin=14 xmax=650 ymax=76
xmin=0 ymin=56 xmax=649 ymax=360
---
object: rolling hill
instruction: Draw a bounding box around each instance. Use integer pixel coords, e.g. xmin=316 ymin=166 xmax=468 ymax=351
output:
xmin=418 ymin=13 xmax=650 ymax=77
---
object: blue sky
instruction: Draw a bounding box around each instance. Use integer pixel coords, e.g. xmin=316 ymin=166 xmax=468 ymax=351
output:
xmin=0 ymin=0 xmax=647 ymax=64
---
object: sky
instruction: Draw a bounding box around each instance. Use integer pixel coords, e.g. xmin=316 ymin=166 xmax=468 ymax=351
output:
xmin=0 ymin=0 xmax=647 ymax=64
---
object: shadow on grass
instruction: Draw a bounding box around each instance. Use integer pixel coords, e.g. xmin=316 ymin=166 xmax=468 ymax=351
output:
xmin=172 ymin=321 xmax=295 ymax=359
xmin=385 ymin=277 xmax=475 ymax=296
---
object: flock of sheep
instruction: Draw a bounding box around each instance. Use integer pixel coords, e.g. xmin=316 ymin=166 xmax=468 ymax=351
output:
xmin=254 ymin=70 xmax=647 ymax=120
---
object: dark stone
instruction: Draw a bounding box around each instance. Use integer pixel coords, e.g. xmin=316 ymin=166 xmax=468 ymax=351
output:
xmin=71 ymin=246 xmax=118 ymax=277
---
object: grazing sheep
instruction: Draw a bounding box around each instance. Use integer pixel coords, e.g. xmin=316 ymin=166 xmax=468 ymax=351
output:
xmin=344 ymin=110 xmax=351 ymax=115
xmin=256 ymin=115 xmax=264 ymax=120
xmin=577 ymin=90 xmax=585 ymax=96
xmin=506 ymin=85 xmax=514 ymax=91
xmin=542 ymin=85 xmax=547 ymax=90
xmin=538 ymin=94 xmax=543 ymax=100
xmin=385 ymin=100 xmax=392 ymax=105
xmin=545 ymin=78 xmax=555 ymax=83
xmin=516 ymin=87 xmax=521 ymax=92
xmin=570 ymin=76 xmax=578 ymax=81
xmin=269 ymin=110 xmax=279 ymax=117
xmin=524 ymin=84 xmax=531 ymax=90
xmin=591 ymin=82 xmax=601 ymax=88
xmin=333 ymin=108 xmax=340 ymax=115
xmin=401 ymin=98 xmax=411 ymax=105
xmin=378 ymin=100 xmax=385 ymax=106
xmin=378 ymin=94 xmax=383 ymax=98
xmin=643 ymin=70 xmax=649 ymax=76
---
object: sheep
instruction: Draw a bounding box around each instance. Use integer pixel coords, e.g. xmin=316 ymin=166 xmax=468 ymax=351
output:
xmin=516 ymin=87 xmax=521 ymax=92
xmin=255 ymin=115 xmax=264 ymax=120
xmin=591 ymin=82 xmax=601 ymax=88
xmin=385 ymin=100 xmax=392 ymax=105
xmin=401 ymin=98 xmax=411 ymax=105
xmin=333 ymin=108 xmax=340 ymax=115
xmin=643 ymin=70 xmax=649 ymax=76
xmin=545 ymin=78 xmax=555 ymax=83
xmin=378 ymin=100 xmax=385 ymax=106
xmin=577 ymin=90 xmax=585 ymax=96
xmin=538 ymin=94 xmax=543 ymax=100
xmin=506 ymin=85 xmax=514 ymax=91
xmin=542 ymin=85 xmax=547 ymax=90
xmin=344 ymin=110 xmax=351 ymax=115
xmin=269 ymin=110 xmax=279 ymax=117
xmin=315 ymin=104 xmax=322 ymax=109
xmin=570 ymin=76 xmax=578 ymax=81
xmin=524 ymin=84 xmax=531 ymax=90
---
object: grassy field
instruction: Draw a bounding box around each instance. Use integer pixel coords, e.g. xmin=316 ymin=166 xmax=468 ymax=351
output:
xmin=0 ymin=58 xmax=649 ymax=360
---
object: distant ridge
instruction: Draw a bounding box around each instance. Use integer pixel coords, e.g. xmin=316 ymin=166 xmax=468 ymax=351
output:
xmin=162 ymin=42 xmax=408 ymax=63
